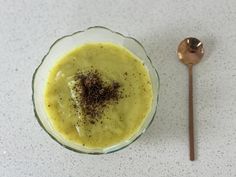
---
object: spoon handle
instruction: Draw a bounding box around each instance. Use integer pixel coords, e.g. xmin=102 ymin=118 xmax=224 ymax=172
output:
xmin=188 ymin=64 xmax=195 ymax=161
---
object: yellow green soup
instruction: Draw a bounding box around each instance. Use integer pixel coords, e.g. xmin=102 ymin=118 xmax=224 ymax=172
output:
xmin=45 ymin=43 xmax=153 ymax=148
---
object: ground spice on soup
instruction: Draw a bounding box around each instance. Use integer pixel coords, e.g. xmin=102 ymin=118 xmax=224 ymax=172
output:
xmin=72 ymin=70 xmax=121 ymax=123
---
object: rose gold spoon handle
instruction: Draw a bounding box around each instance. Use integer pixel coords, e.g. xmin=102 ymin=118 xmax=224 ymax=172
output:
xmin=177 ymin=37 xmax=204 ymax=161
xmin=188 ymin=64 xmax=194 ymax=161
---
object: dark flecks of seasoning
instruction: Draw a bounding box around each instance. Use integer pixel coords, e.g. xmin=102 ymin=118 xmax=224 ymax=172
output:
xmin=125 ymin=94 xmax=129 ymax=98
xmin=72 ymin=70 xmax=122 ymax=124
xmin=90 ymin=120 xmax=95 ymax=124
xmin=123 ymin=72 xmax=128 ymax=81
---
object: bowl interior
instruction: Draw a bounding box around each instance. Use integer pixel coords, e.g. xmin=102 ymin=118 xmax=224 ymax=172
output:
xmin=33 ymin=26 xmax=159 ymax=154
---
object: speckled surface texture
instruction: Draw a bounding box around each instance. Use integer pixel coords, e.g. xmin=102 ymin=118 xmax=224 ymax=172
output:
xmin=0 ymin=0 xmax=236 ymax=177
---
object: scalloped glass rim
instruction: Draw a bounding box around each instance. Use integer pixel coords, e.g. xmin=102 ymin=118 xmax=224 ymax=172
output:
xmin=32 ymin=26 xmax=160 ymax=154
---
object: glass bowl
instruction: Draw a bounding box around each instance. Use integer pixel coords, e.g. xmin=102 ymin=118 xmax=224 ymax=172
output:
xmin=32 ymin=26 xmax=160 ymax=154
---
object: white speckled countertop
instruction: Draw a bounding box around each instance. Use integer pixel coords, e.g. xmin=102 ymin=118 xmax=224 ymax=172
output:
xmin=0 ymin=0 xmax=236 ymax=177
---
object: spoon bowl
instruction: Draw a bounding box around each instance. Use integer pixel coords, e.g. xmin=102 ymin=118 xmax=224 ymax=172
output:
xmin=177 ymin=37 xmax=204 ymax=65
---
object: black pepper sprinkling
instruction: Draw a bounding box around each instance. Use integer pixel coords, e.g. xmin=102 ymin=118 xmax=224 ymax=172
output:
xmin=72 ymin=70 xmax=122 ymax=124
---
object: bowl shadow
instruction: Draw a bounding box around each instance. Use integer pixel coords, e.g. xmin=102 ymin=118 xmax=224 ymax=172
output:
xmin=133 ymin=28 xmax=216 ymax=160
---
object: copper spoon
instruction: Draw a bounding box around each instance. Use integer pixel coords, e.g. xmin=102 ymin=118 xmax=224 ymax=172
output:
xmin=177 ymin=37 xmax=204 ymax=161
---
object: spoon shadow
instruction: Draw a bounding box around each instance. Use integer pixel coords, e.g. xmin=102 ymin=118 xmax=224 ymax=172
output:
xmin=200 ymin=35 xmax=216 ymax=64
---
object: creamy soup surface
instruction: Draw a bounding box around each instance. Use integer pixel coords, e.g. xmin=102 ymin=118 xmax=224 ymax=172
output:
xmin=45 ymin=43 xmax=153 ymax=148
